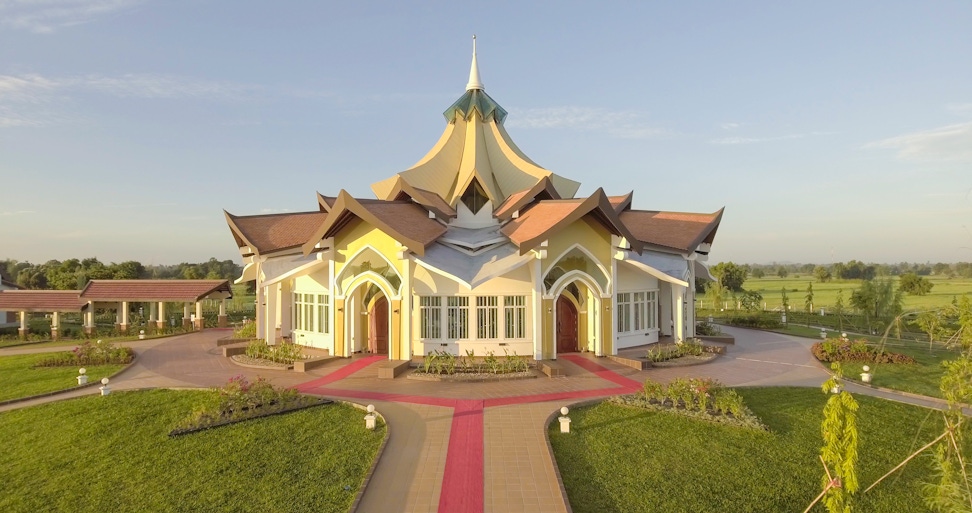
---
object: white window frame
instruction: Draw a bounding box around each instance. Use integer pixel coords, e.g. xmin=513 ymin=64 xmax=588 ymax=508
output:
xmin=476 ymin=296 xmax=499 ymax=339
xmin=420 ymin=296 xmax=442 ymax=339
xmin=293 ymin=292 xmax=330 ymax=334
xmin=504 ymin=295 xmax=527 ymax=339
xmin=447 ymin=297 xmax=469 ymax=340
xmin=617 ymin=289 xmax=659 ymax=334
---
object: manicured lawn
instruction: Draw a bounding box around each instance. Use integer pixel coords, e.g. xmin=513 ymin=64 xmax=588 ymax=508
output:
xmin=550 ymin=387 xmax=969 ymax=513
xmin=0 ymin=390 xmax=385 ymax=513
xmin=838 ymin=343 xmax=956 ymax=399
xmin=0 ymin=353 xmax=126 ymax=402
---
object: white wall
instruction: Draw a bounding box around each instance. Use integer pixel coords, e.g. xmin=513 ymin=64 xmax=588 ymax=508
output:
xmin=615 ymin=262 xmax=661 ymax=349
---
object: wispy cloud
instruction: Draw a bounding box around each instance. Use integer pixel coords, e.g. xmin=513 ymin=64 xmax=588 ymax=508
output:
xmin=710 ymin=131 xmax=834 ymax=145
xmin=864 ymin=122 xmax=972 ymax=162
xmin=0 ymin=0 xmax=143 ymax=33
xmin=0 ymin=210 xmax=35 ymax=216
xmin=720 ymin=122 xmax=742 ymax=130
xmin=507 ymin=106 xmax=667 ymax=140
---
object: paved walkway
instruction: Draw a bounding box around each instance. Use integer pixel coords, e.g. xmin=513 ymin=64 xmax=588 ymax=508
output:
xmin=0 ymin=326 xmax=964 ymax=512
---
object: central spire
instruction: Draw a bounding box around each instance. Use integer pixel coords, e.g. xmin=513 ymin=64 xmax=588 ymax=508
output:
xmin=465 ymin=35 xmax=484 ymax=91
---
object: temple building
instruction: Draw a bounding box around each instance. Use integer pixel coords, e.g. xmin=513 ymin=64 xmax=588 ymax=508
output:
xmin=224 ymin=42 xmax=723 ymax=362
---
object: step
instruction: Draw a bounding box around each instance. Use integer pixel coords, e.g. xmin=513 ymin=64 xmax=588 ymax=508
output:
xmin=538 ymin=360 xmax=565 ymax=377
xmin=378 ymin=359 xmax=411 ymax=379
xmin=294 ymin=355 xmax=339 ymax=373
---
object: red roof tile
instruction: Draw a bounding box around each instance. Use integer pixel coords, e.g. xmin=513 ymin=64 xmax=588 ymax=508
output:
xmin=79 ymin=280 xmax=232 ymax=302
xmin=0 ymin=290 xmax=86 ymax=312
xmin=619 ymin=208 xmax=724 ymax=253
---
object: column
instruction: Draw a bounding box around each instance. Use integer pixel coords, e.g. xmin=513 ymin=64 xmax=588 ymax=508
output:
xmin=674 ymin=286 xmax=685 ymax=343
xmin=265 ymin=285 xmax=278 ymax=344
xmin=182 ymin=302 xmax=192 ymax=330
xmin=157 ymin=302 xmax=166 ymax=329
xmin=255 ymin=284 xmax=265 ymax=340
xmin=194 ymin=301 xmax=204 ymax=330
xmin=84 ymin=302 xmax=95 ymax=335
xmin=51 ymin=311 xmax=60 ymax=341
xmin=280 ymin=280 xmax=292 ymax=339
xmin=18 ymin=311 xmax=27 ymax=339
xmin=114 ymin=302 xmax=123 ymax=332
xmin=149 ymin=302 xmax=158 ymax=327
xmin=218 ymin=298 xmax=228 ymax=328
xmin=119 ymin=301 xmax=129 ymax=333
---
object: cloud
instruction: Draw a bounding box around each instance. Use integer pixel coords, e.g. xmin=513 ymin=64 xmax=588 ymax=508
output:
xmin=0 ymin=0 xmax=143 ymax=33
xmin=710 ymin=131 xmax=835 ymax=145
xmin=720 ymin=122 xmax=741 ymax=130
xmin=864 ymin=122 xmax=972 ymax=162
xmin=0 ymin=210 xmax=35 ymax=216
xmin=507 ymin=106 xmax=667 ymax=139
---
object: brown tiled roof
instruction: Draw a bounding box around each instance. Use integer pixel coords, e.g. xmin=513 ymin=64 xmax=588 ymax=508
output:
xmin=302 ymin=191 xmax=447 ymax=257
xmin=79 ymin=280 xmax=232 ymax=302
xmin=0 ymin=290 xmax=86 ymax=312
xmin=607 ymin=192 xmax=633 ymax=213
xmin=317 ymin=193 xmax=337 ymax=212
xmin=493 ymin=177 xmax=562 ymax=220
xmin=619 ymin=208 xmax=724 ymax=253
xmin=379 ymin=177 xmax=457 ymax=220
xmin=500 ymin=189 xmax=642 ymax=255
xmin=225 ymin=211 xmax=327 ymax=255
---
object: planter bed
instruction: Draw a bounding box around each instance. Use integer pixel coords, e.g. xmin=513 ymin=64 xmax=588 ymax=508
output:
xmin=169 ymin=397 xmax=332 ymax=437
xmin=407 ymin=369 xmax=538 ymax=382
xmin=229 ymin=354 xmax=293 ymax=370
xmin=650 ymin=352 xmax=719 ymax=368
xmin=610 ymin=394 xmax=767 ymax=430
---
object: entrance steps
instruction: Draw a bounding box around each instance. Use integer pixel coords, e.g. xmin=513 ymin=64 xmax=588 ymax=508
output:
xmin=378 ymin=359 xmax=411 ymax=379
xmin=537 ymin=360 xmax=565 ymax=377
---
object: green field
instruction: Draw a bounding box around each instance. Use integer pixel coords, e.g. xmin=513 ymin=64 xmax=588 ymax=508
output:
xmin=699 ymin=275 xmax=972 ymax=312
xmin=550 ymin=388 xmax=968 ymax=513
xmin=0 ymin=390 xmax=384 ymax=513
xmin=0 ymin=353 xmax=126 ymax=402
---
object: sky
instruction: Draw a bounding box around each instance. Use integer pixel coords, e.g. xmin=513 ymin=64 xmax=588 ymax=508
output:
xmin=1 ymin=1 xmax=971 ymax=267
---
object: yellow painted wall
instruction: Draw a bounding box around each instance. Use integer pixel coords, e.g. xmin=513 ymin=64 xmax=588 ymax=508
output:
xmin=600 ymin=297 xmax=613 ymax=355
xmin=333 ymin=298 xmax=346 ymax=357
xmin=334 ymin=219 xmax=404 ymax=295
xmin=542 ymin=297 xmax=554 ymax=359
xmin=542 ymin=218 xmax=612 ymax=278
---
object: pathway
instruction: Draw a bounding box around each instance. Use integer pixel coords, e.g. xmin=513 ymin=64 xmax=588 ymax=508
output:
xmin=1 ymin=325 xmax=963 ymax=512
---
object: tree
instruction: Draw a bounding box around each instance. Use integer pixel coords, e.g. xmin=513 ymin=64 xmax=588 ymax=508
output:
xmin=832 ymin=262 xmax=846 ymax=280
xmin=806 ymin=282 xmax=815 ymax=315
xmin=815 ymin=266 xmax=833 ymax=283
xmin=850 ymin=278 xmax=903 ymax=333
xmin=899 ymin=272 xmax=934 ymax=296
xmin=777 ymin=266 xmax=789 ymax=278
xmin=912 ymin=309 xmax=953 ymax=350
xmin=817 ymin=363 xmax=860 ymax=513
xmin=834 ymin=290 xmax=845 ymax=332
xmin=739 ymin=290 xmax=763 ymax=312
xmin=751 ymin=267 xmax=766 ymax=279
xmin=711 ymin=262 xmax=748 ymax=292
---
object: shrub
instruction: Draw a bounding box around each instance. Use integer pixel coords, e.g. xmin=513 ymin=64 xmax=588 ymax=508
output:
xmin=244 ymin=339 xmax=302 ymax=364
xmin=713 ymin=388 xmax=745 ymax=416
xmin=666 ymin=378 xmax=694 ymax=408
xmin=695 ymin=321 xmax=721 ymax=336
xmin=34 ymin=340 xmax=134 ymax=367
xmin=234 ymin=321 xmax=256 ymax=339
xmin=811 ymin=338 xmax=916 ymax=365
xmin=174 ymin=375 xmax=311 ymax=433
xmin=725 ymin=314 xmax=782 ymax=330
xmin=643 ymin=378 xmax=665 ymax=403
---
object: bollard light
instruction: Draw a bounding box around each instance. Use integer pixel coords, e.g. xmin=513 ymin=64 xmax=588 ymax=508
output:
xmin=100 ymin=377 xmax=111 ymax=396
xmin=558 ymin=406 xmax=571 ymax=434
xmin=364 ymin=404 xmax=377 ymax=430
xmin=820 ymin=329 xmax=827 ymax=340
xmin=861 ymin=365 xmax=872 ymax=384
xmin=77 ymin=368 xmax=88 ymax=385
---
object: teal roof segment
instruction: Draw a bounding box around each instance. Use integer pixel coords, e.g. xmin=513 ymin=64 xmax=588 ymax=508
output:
xmin=443 ymin=89 xmax=508 ymax=124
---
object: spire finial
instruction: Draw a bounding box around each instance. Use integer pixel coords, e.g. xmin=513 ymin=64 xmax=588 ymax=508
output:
xmin=466 ymin=34 xmax=484 ymax=91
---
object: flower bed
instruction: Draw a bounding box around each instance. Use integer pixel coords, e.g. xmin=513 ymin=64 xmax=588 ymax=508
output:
xmin=612 ymin=377 xmax=767 ymax=430
xmin=811 ymin=336 xmax=916 ymax=365
xmin=412 ymin=349 xmax=531 ymax=376
xmin=170 ymin=375 xmax=328 ymax=436
xmin=646 ymin=339 xmax=721 ymax=363
xmin=32 ymin=340 xmax=135 ymax=367
xmin=244 ymin=339 xmax=303 ymax=364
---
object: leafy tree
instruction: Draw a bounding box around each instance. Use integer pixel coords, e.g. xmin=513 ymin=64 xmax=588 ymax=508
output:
xmin=899 ymin=272 xmax=934 ymax=296
xmin=832 ymin=262 xmax=847 ymax=281
xmin=711 ymin=262 xmax=748 ymax=292
xmin=751 ymin=267 xmax=765 ymax=279
xmin=815 ymin=266 xmax=832 ymax=283
xmin=777 ymin=266 xmax=789 ymax=278
xmin=817 ymin=363 xmax=860 ymax=513
xmin=834 ymin=290 xmax=845 ymax=332
xmin=850 ymin=279 xmax=902 ymax=332
xmin=806 ymin=282 xmax=814 ymax=315
xmin=739 ymin=290 xmax=763 ymax=312
xmin=912 ymin=309 xmax=953 ymax=350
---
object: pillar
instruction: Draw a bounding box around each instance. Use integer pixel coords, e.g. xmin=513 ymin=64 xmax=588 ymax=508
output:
xmin=51 ymin=311 xmax=60 ymax=341
xmin=119 ymin=301 xmax=129 ymax=333
xmin=114 ymin=302 xmax=123 ymax=332
xmin=18 ymin=311 xmax=27 ymax=339
xmin=265 ymin=285 xmax=278 ymax=344
xmin=542 ymin=297 xmax=554 ymax=359
xmin=84 ymin=302 xmax=95 ymax=335
xmin=674 ymin=286 xmax=685 ymax=343
xmin=194 ymin=301 xmax=204 ymax=330
xmin=218 ymin=298 xmax=228 ymax=328
xmin=255 ymin=284 xmax=265 ymax=340
xmin=280 ymin=280 xmax=292 ymax=339
xmin=333 ymin=298 xmax=346 ymax=357
xmin=601 ymin=297 xmax=614 ymax=356
xmin=182 ymin=302 xmax=192 ymax=330
xmin=157 ymin=302 xmax=166 ymax=329
xmin=149 ymin=302 xmax=158 ymax=325
xmin=391 ymin=299 xmax=402 ymax=360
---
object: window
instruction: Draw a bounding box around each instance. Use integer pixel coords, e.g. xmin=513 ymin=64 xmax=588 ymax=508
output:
xmin=460 ymin=179 xmax=489 ymax=214
xmin=476 ymin=296 xmax=499 ymax=339
xmin=294 ymin=292 xmax=330 ymax=334
xmin=420 ymin=296 xmax=441 ymax=339
xmin=617 ymin=290 xmax=658 ymax=334
xmin=447 ymin=297 xmax=469 ymax=339
xmin=317 ymin=294 xmax=329 ymax=334
xmin=504 ymin=296 xmax=526 ymax=339
xmin=617 ymin=292 xmax=631 ymax=333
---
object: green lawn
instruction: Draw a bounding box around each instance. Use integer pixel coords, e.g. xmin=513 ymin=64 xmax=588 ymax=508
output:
xmin=0 ymin=390 xmax=385 ymax=513
xmin=550 ymin=387 xmax=968 ymax=513
xmin=838 ymin=343 xmax=956 ymax=399
xmin=0 ymin=353 xmax=126 ymax=402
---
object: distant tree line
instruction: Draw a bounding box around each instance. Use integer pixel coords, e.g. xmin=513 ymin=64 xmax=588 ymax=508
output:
xmin=739 ymin=261 xmax=972 ymax=281
xmin=0 ymin=258 xmax=247 ymax=291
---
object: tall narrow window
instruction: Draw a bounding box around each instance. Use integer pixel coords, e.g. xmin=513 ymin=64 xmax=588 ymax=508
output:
xmin=420 ymin=296 xmax=441 ymax=339
xmin=317 ymin=294 xmax=330 ymax=334
xmin=447 ymin=296 xmax=469 ymax=339
xmin=633 ymin=292 xmax=646 ymax=331
xmin=646 ymin=291 xmax=657 ymax=330
xmin=460 ymin=179 xmax=489 ymax=214
xmin=476 ymin=296 xmax=498 ymax=339
xmin=617 ymin=292 xmax=631 ymax=333
xmin=504 ymin=295 xmax=526 ymax=339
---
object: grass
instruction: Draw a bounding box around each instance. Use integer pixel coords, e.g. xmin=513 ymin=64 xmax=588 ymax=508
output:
xmin=0 ymin=389 xmax=385 ymax=513
xmin=0 ymin=353 xmax=126 ymax=402
xmin=550 ymin=387 xmax=970 ymax=513
xmin=836 ymin=343 xmax=957 ymax=399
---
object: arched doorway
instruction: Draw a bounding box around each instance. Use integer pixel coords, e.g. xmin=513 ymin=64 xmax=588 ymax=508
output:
xmin=556 ymin=294 xmax=578 ymax=354
xmin=368 ymin=296 xmax=389 ymax=355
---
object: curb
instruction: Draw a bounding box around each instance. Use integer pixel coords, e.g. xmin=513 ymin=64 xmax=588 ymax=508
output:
xmin=543 ymin=397 xmax=607 ymax=513
xmin=341 ymin=400 xmax=390 ymax=513
xmin=0 ymin=355 xmax=138 ymax=407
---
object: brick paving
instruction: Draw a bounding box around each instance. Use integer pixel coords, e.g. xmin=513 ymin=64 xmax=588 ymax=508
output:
xmin=2 ymin=324 xmax=961 ymax=512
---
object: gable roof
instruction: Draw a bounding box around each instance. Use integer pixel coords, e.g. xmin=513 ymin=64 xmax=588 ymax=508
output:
xmin=607 ymin=192 xmax=633 ymax=213
xmin=225 ymin=211 xmax=328 ymax=256
xmin=619 ymin=208 xmax=724 ymax=254
xmin=493 ymin=176 xmax=562 ymax=220
xmin=79 ymin=280 xmax=232 ymax=302
xmin=382 ymin=176 xmax=457 ymax=220
xmin=500 ymin=189 xmax=644 ymax=255
xmin=0 ymin=290 xmax=87 ymax=312
xmin=301 ymin=190 xmax=447 ymax=257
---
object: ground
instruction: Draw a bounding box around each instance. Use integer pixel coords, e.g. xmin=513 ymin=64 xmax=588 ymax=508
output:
xmin=0 ymin=326 xmax=962 ymax=513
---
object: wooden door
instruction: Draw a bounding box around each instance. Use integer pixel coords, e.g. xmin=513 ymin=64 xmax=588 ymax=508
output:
xmin=556 ymin=295 xmax=578 ymax=354
xmin=369 ymin=297 xmax=389 ymax=355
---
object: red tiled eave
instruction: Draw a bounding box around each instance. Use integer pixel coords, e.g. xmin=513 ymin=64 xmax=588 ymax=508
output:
xmin=79 ymin=280 xmax=232 ymax=302
xmin=0 ymin=290 xmax=87 ymax=312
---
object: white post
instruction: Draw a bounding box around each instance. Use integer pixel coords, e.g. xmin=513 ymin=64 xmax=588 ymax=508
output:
xmin=120 ymin=301 xmax=129 ymax=332
xmin=265 ymin=285 xmax=278 ymax=344
xmin=157 ymin=301 xmax=166 ymax=329
xmin=149 ymin=302 xmax=158 ymax=324
xmin=256 ymin=284 xmax=265 ymax=339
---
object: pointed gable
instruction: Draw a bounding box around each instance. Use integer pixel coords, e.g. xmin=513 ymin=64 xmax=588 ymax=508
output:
xmin=619 ymin=208 xmax=724 ymax=253
xmin=225 ymin=210 xmax=328 ymax=256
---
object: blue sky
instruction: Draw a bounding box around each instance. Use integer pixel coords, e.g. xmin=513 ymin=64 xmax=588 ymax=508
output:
xmin=1 ymin=1 xmax=970 ymax=266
